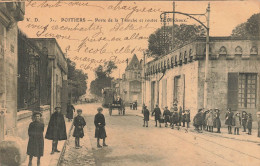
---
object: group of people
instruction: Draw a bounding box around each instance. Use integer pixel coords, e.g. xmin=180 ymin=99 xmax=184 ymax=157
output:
xmin=26 ymin=105 xmax=107 ymax=166
xmin=225 ymin=109 xmax=253 ymax=135
xmin=193 ymin=108 xmax=253 ymax=135
xmin=142 ymin=104 xmax=191 ymax=129
xmin=193 ymin=108 xmax=221 ymax=133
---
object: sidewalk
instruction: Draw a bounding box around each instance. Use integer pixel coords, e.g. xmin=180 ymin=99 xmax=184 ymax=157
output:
xmin=128 ymin=108 xmax=260 ymax=144
xmin=21 ymin=119 xmax=73 ymax=166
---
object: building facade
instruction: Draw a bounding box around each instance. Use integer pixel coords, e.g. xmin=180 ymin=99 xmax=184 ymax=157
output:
xmin=29 ymin=38 xmax=68 ymax=114
xmin=0 ymin=2 xmax=25 ymax=141
xmin=144 ymin=37 xmax=260 ymax=120
xmin=113 ymin=54 xmax=142 ymax=106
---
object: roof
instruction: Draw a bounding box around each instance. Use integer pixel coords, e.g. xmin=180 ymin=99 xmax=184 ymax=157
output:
xmin=125 ymin=54 xmax=142 ymax=71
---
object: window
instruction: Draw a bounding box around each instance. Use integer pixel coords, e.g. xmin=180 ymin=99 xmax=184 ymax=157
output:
xmin=238 ymin=73 xmax=257 ymax=108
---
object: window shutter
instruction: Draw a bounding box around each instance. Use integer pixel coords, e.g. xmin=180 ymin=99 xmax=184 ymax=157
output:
xmin=228 ymin=73 xmax=238 ymax=110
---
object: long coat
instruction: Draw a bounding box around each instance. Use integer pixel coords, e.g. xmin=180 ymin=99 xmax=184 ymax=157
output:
xmin=234 ymin=115 xmax=241 ymax=128
xmin=214 ymin=112 xmax=221 ymax=128
xmin=225 ymin=111 xmax=234 ymax=126
xmin=66 ymin=104 xmax=75 ymax=120
xmin=143 ymin=109 xmax=150 ymax=121
xmin=163 ymin=109 xmax=171 ymax=123
xmin=258 ymin=120 xmax=260 ymax=137
xmin=185 ymin=113 xmax=191 ymax=123
xmin=152 ymin=107 xmax=161 ymax=121
xmin=27 ymin=121 xmax=44 ymax=157
xmin=242 ymin=113 xmax=248 ymax=127
xmin=73 ymin=115 xmax=86 ymax=138
xmin=179 ymin=107 xmax=183 ymax=123
xmin=193 ymin=112 xmax=203 ymax=126
xmin=94 ymin=113 xmax=107 ymax=139
xmin=247 ymin=116 xmax=253 ymax=130
xmin=171 ymin=111 xmax=179 ymax=124
xmin=206 ymin=112 xmax=214 ymax=127
xmin=45 ymin=111 xmax=67 ymax=140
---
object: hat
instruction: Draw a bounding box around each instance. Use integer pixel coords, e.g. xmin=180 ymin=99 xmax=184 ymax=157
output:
xmin=97 ymin=107 xmax=103 ymax=111
xmin=55 ymin=106 xmax=61 ymax=110
xmin=33 ymin=111 xmax=42 ymax=117
xmin=165 ymin=106 xmax=168 ymax=108
xmin=77 ymin=109 xmax=82 ymax=112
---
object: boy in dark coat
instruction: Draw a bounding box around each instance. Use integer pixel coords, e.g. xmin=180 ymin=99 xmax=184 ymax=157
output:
xmin=66 ymin=103 xmax=75 ymax=122
xmin=214 ymin=109 xmax=221 ymax=133
xmin=225 ymin=108 xmax=234 ymax=134
xmin=193 ymin=109 xmax=203 ymax=131
xmin=178 ymin=106 xmax=183 ymax=126
xmin=185 ymin=110 xmax=191 ymax=128
xmin=94 ymin=107 xmax=107 ymax=148
xmin=163 ymin=106 xmax=171 ymax=127
xmin=45 ymin=107 xmax=67 ymax=154
xmin=242 ymin=111 xmax=248 ymax=132
xmin=27 ymin=112 xmax=44 ymax=166
xmin=182 ymin=110 xmax=186 ymax=127
xmin=152 ymin=104 xmax=161 ymax=127
xmin=247 ymin=113 xmax=253 ymax=135
xmin=73 ymin=109 xmax=86 ymax=148
xmin=143 ymin=106 xmax=150 ymax=127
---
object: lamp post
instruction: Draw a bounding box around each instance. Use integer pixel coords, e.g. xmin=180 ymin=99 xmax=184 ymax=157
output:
xmin=160 ymin=3 xmax=210 ymax=110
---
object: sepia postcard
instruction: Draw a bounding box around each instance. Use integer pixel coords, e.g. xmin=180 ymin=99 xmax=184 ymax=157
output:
xmin=0 ymin=0 xmax=260 ymax=166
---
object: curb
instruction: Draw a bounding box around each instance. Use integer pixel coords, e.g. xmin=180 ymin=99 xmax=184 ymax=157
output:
xmin=134 ymin=112 xmax=260 ymax=144
xmin=57 ymin=122 xmax=74 ymax=166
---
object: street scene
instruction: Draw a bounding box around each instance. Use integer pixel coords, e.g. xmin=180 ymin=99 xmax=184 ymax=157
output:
xmin=0 ymin=0 xmax=260 ymax=166
xmin=59 ymin=103 xmax=260 ymax=166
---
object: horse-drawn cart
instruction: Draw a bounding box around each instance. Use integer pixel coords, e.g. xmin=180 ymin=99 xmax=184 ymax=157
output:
xmin=102 ymin=87 xmax=125 ymax=116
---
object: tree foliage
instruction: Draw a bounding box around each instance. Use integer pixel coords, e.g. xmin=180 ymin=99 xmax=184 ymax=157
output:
xmin=231 ymin=13 xmax=260 ymax=38
xmin=147 ymin=24 xmax=206 ymax=57
xmin=90 ymin=61 xmax=117 ymax=97
xmin=67 ymin=58 xmax=88 ymax=102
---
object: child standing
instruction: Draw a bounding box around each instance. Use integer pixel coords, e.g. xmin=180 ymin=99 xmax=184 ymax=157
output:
xmin=242 ymin=111 xmax=248 ymax=132
xmin=247 ymin=113 xmax=253 ymax=135
xmin=185 ymin=110 xmax=191 ymax=128
xmin=152 ymin=104 xmax=161 ymax=127
xmin=143 ymin=106 xmax=150 ymax=127
xmin=73 ymin=109 xmax=86 ymax=149
xmin=163 ymin=106 xmax=171 ymax=127
xmin=234 ymin=112 xmax=242 ymax=135
xmin=27 ymin=112 xmax=44 ymax=166
xmin=225 ymin=108 xmax=234 ymax=134
xmin=94 ymin=107 xmax=108 ymax=148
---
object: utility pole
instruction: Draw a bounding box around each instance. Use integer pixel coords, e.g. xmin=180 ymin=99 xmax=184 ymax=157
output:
xmin=172 ymin=1 xmax=175 ymax=51
xmin=203 ymin=3 xmax=210 ymax=110
xmin=142 ymin=52 xmax=146 ymax=106
xmin=160 ymin=3 xmax=210 ymax=110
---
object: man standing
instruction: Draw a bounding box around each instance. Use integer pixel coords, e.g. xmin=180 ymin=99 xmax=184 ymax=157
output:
xmin=45 ymin=107 xmax=67 ymax=154
xmin=66 ymin=102 xmax=75 ymax=122
xmin=163 ymin=106 xmax=171 ymax=127
xmin=152 ymin=104 xmax=161 ymax=127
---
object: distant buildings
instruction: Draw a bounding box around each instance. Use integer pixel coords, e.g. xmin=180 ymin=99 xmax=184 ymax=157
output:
xmin=112 ymin=54 xmax=142 ymax=106
xmin=143 ymin=37 xmax=260 ymax=120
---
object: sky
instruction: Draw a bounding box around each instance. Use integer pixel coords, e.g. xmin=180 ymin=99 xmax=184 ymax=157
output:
xmin=18 ymin=0 xmax=260 ymax=91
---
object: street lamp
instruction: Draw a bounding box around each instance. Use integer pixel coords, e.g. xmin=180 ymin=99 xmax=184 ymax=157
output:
xmin=160 ymin=3 xmax=210 ymax=110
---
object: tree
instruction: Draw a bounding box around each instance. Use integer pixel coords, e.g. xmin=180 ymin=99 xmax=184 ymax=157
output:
xmin=148 ymin=24 xmax=206 ymax=57
xmin=231 ymin=13 xmax=260 ymax=38
xmin=67 ymin=58 xmax=88 ymax=102
xmin=90 ymin=61 xmax=117 ymax=97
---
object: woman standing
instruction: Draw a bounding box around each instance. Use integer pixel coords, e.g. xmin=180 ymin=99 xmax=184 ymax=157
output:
xmin=214 ymin=109 xmax=221 ymax=133
xmin=234 ymin=112 xmax=242 ymax=135
xmin=241 ymin=111 xmax=248 ymax=132
xmin=94 ymin=107 xmax=108 ymax=148
xmin=27 ymin=112 xmax=44 ymax=166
